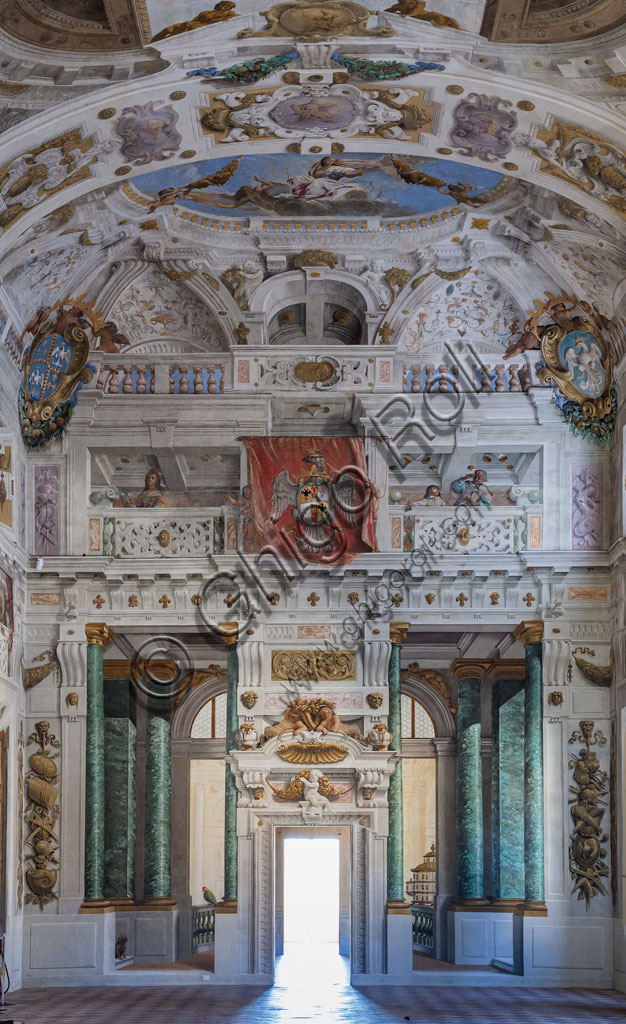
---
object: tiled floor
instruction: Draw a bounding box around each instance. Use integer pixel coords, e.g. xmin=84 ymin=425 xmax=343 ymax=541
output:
xmin=3 ymin=945 xmax=626 ymax=1024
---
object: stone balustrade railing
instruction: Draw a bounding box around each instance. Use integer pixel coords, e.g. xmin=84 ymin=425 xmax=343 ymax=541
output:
xmin=404 ymin=362 xmax=533 ymax=394
xmin=94 ymin=359 xmax=227 ymax=396
xmin=390 ymin=507 xmax=542 ymax=554
xmin=87 ymin=506 xmax=240 ymax=558
xmin=192 ymin=906 xmax=215 ymax=949
xmin=411 ymin=905 xmax=434 ymax=953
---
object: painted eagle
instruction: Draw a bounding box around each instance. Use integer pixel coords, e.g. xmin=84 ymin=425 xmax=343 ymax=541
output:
xmin=269 ymin=452 xmax=359 ymax=552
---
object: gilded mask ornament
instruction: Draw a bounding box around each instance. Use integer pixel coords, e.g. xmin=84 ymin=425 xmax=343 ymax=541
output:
xmin=367 ymin=691 xmax=384 ymax=709
xmin=241 ymin=690 xmax=259 ymax=709
xmin=19 ymin=302 xmax=97 ymax=449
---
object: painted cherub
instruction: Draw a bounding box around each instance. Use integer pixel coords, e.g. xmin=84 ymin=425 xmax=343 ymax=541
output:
xmin=384 ymin=0 xmax=461 ymax=29
xmin=263 ymin=705 xmax=306 ymax=742
xmin=151 ymin=1 xmax=237 ymax=42
xmin=317 ymin=705 xmax=364 ymax=741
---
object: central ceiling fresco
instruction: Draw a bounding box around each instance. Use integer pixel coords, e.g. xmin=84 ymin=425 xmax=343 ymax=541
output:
xmin=132 ymin=153 xmax=506 ymax=219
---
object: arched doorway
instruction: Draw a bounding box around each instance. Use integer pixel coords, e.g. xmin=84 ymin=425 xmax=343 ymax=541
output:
xmin=171 ymin=674 xmax=227 ymax=960
xmin=400 ymin=671 xmax=457 ymax=964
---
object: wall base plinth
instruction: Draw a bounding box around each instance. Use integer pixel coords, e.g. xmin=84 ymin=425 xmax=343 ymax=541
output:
xmin=22 ymin=912 xmax=115 ymax=986
xmin=513 ymin=912 xmax=612 ymax=984
xmin=114 ymin=908 xmax=179 ymax=963
xmin=386 ymin=902 xmax=412 ymax=974
xmin=448 ymin=909 xmax=513 ymax=966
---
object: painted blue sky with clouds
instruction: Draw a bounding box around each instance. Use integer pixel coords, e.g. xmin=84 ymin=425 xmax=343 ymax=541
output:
xmin=133 ymin=152 xmax=505 ymax=219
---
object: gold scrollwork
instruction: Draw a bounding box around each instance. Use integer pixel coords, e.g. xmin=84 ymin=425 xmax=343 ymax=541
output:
xmin=568 ymin=719 xmax=608 ymax=908
xmin=293 ymin=249 xmax=338 ymax=269
xmin=271 ymin=649 xmax=356 ymax=681
xmin=25 ymin=721 xmax=60 ymax=910
xmin=267 ymin=769 xmax=351 ymax=800
xmin=573 ymin=652 xmax=614 ymax=687
xmin=526 ymin=294 xmax=613 ymax=422
xmin=21 ymin=648 xmax=58 ymax=690
xmin=277 ymin=741 xmax=349 ymax=764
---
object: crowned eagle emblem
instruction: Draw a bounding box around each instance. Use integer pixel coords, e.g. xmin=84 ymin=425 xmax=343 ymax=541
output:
xmin=269 ymin=450 xmax=361 ymax=555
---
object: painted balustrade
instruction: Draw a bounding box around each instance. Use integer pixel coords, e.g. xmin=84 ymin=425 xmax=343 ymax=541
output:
xmin=86 ymin=506 xmax=242 ymax=558
xmin=389 ymin=507 xmax=542 ymax=554
xmin=192 ymin=906 xmax=216 ymax=949
xmin=404 ymin=362 xmax=531 ymax=394
xmin=95 ymin=357 xmax=227 ymax=395
xmin=411 ymin=906 xmax=434 ymax=953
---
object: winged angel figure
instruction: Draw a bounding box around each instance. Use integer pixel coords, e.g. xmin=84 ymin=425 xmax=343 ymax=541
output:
xmin=269 ymin=451 xmax=360 ymax=556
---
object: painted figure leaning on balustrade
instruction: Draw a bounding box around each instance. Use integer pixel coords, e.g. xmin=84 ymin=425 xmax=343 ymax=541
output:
xmin=113 ymin=468 xmax=169 ymax=509
xmin=450 ymin=470 xmax=492 ymax=507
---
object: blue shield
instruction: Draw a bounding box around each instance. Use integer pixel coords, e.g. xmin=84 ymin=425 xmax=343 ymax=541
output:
xmin=558 ymin=330 xmax=606 ymax=400
xmin=27 ymin=333 xmax=73 ymax=402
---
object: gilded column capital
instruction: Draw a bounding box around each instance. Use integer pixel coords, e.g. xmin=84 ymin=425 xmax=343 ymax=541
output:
xmin=219 ymin=621 xmax=239 ymax=646
xmin=85 ymin=623 xmax=115 ymax=647
xmin=389 ymin=621 xmax=410 ymax=647
xmin=485 ymin=659 xmax=526 ymax=683
xmin=449 ymin=658 xmax=492 ymax=681
xmin=513 ymin=621 xmax=544 ymax=646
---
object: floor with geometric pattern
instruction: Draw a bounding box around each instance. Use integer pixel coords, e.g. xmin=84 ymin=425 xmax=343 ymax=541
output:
xmin=2 ymin=948 xmax=626 ymax=1024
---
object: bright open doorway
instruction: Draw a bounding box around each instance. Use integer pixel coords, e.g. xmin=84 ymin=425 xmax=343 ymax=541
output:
xmin=283 ymin=836 xmax=340 ymax=945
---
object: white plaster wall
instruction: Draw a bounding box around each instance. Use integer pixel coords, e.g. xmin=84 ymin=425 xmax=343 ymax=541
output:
xmin=189 ymin=759 xmax=225 ymax=906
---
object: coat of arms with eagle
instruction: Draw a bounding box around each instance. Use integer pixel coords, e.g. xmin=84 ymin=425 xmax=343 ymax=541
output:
xmin=269 ymin=450 xmax=361 ymax=555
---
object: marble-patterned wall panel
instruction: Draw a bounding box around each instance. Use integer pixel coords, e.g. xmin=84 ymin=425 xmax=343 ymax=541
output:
xmin=34 ymin=466 xmax=59 ymax=557
xmin=398 ymin=269 xmax=524 ymax=354
xmin=571 ymin=464 xmax=602 ymax=550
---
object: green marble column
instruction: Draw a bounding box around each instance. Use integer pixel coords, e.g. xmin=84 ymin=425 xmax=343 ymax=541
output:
xmin=104 ymin=678 xmax=136 ymax=901
xmin=451 ymin=659 xmax=490 ymax=904
xmin=221 ymin=622 xmax=239 ymax=904
xmin=144 ymin=700 xmax=174 ymax=902
xmin=514 ymin=621 xmax=545 ymax=910
xmin=82 ymin=623 xmax=114 ymax=911
xmin=489 ymin=665 xmax=525 ymax=905
xmin=387 ymin=622 xmax=408 ymax=903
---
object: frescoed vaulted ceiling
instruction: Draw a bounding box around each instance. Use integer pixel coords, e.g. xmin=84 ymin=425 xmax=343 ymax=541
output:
xmin=481 ymin=0 xmax=626 ymax=44
xmin=0 ymin=0 xmax=148 ymax=49
xmin=0 ymin=0 xmax=625 ymax=390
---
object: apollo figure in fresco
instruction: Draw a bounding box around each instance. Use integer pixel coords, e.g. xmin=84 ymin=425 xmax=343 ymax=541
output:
xmin=252 ymin=156 xmax=383 ymax=203
xmin=149 ymin=156 xmax=384 ymax=213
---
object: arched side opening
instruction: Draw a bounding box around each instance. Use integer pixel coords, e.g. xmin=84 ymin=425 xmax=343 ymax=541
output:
xmin=400 ymin=674 xmax=456 ymax=965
